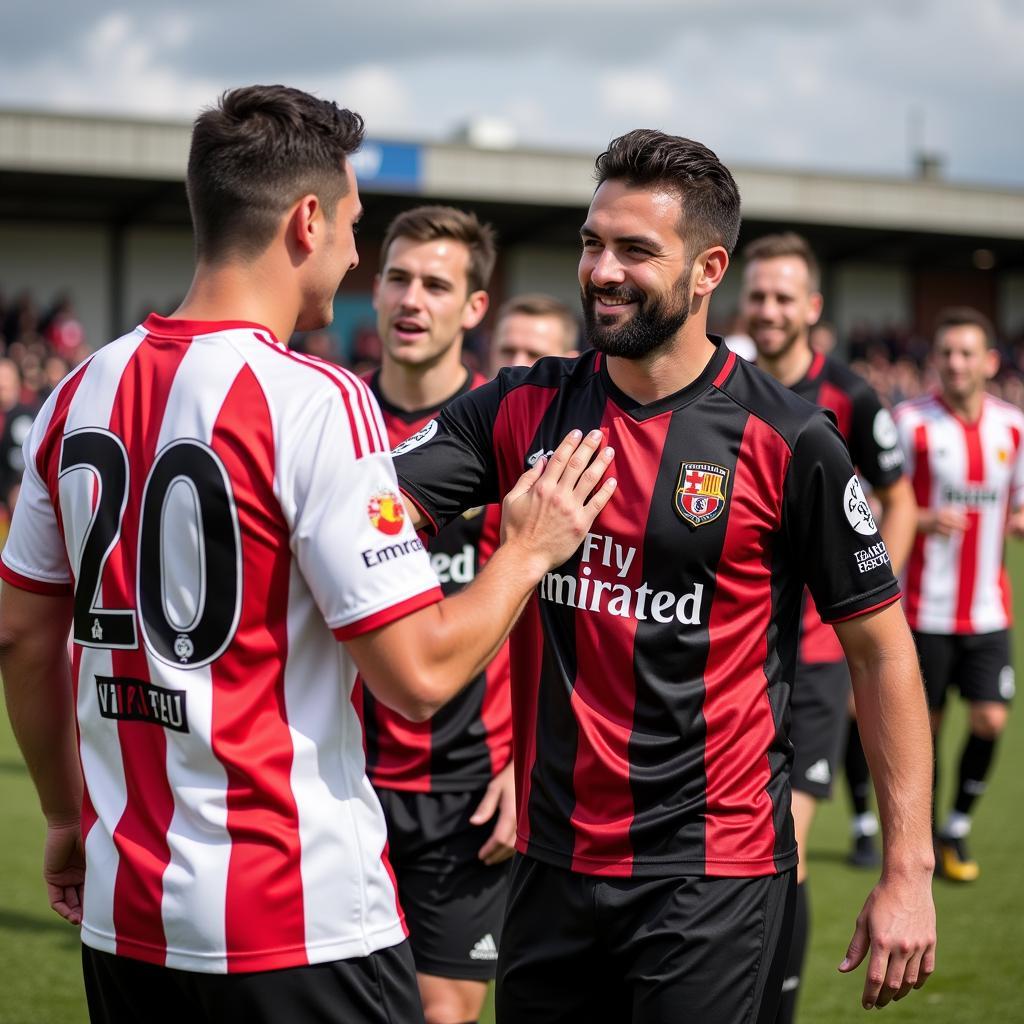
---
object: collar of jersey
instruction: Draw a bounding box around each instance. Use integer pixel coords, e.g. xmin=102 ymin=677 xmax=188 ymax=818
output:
xmin=142 ymin=313 xmax=281 ymax=343
xmin=369 ymin=365 xmax=477 ymax=422
xmin=597 ymin=334 xmax=729 ymax=422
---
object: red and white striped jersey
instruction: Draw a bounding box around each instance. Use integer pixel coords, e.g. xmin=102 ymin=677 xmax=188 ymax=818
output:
xmin=0 ymin=314 xmax=443 ymax=973
xmin=896 ymin=392 xmax=1024 ymax=634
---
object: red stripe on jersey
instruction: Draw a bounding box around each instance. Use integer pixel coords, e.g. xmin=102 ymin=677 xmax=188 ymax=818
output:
xmin=955 ymin=420 xmax=985 ymax=631
xmin=817 ymin=381 xmax=853 ymax=442
xmin=511 ymin=595 xmax=545 ymax=851
xmin=72 ymin=640 xmax=100 ymax=846
xmin=351 ymin=374 xmax=387 ymax=453
xmin=568 ymin=408 xmax=670 ymax=876
xmin=703 ymin=415 xmax=789 ymax=875
xmin=807 ymin=351 xmax=826 ymax=381
xmin=478 ymin=505 xmax=512 ymax=774
xmin=38 ymin=358 xmax=91 ymax=569
xmin=208 ymin=364 xmax=308 ymax=971
xmin=108 ymin=335 xmax=189 ymax=964
xmin=797 ymin=592 xmax=844 ymax=663
xmin=379 ymin=839 xmax=408 ymax=938
xmin=713 ymin=350 xmax=737 ymax=389
xmin=904 ymin=423 xmax=931 ymax=629
xmin=365 ymin=706 xmax=432 ymax=793
xmin=1000 ymin=425 xmax=1022 ymax=623
xmin=0 ymin=562 xmax=71 ymax=594
xmin=492 ymin=382 xmax=560 ymax=841
xmin=331 ymin=586 xmax=444 ymax=640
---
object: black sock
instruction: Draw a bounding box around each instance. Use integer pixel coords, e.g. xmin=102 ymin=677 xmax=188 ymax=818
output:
xmin=844 ymin=719 xmax=871 ymax=817
xmin=954 ymin=733 xmax=997 ymax=816
xmin=775 ymin=881 xmax=808 ymax=1024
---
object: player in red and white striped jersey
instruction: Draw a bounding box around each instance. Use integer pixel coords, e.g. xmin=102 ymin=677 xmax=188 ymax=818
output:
xmin=895 ymin=307 xmax=1024 ymax=882
xmin=0 ymin=86 xmax=616 ymax=1024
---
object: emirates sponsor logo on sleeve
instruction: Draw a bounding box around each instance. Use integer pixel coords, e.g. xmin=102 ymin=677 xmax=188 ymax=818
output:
xmin=540 ymin=531 xmax=705 ymax=624
xmin=854 ymin=541 xmax=891 ymax=574
xmin=96 ymin=676 xmax=189 ymax=733
xmin=844 ymin=476 xmax=878 ymax=536
xmin=674 ymin=462 xmax=729 ymax=528
xmin=367 ymin=490 xmax=406 ymax=535
xmin=362 ymin=536 xmax=424 ymax=568
xmin=392 ymin=419 xmax=438 ymax=455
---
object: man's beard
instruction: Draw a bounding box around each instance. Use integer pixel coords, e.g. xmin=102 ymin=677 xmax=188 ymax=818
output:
xmin=582 ymin=276 xmax=690 ymax=359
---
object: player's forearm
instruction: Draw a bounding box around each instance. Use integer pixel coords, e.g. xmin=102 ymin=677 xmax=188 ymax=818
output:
xmin=844 ymin=621 xmax=934 ymax=878
xmin=877 ymin=477 xmax=917 ymax=576
xmin=0 ymin=596 xmax=81 ymax=824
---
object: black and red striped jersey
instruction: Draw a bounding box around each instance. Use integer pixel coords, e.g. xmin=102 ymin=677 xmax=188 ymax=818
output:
xmin=354 ymin=369 xmax=512 ymax=792
xmin=395 ymin=339 xmax=900 ymax=879
xmin=790 ymin=351 xmax=905 ymax=663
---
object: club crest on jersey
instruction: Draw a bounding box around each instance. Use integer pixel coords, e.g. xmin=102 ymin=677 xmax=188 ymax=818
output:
xmin=674 ymin=463 xmax=729 ymax=527
xmin=368 ymin=490 xmax=406 ymax=536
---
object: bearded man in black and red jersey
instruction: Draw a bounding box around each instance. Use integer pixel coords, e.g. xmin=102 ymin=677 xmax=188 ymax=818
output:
xmin=356 ymin=205 xmax=511 ymax=1024
xmin=740 ymin=232 xmax=918 ymax=1024
xmin=390 ymin=131 xmax=938 ymax=1023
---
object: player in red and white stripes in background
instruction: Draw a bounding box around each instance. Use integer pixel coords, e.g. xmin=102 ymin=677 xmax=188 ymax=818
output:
xmin=0 ymin=85 xmax=616 ymax=1024
xmin=895 ymin=307 xmax=1024 ymax=883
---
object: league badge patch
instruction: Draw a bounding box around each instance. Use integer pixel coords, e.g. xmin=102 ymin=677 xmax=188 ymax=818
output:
xmin=368 ymin=490 xmax=406 ymax=536
xmin=675 ymin=462 xmax=729 ymax=527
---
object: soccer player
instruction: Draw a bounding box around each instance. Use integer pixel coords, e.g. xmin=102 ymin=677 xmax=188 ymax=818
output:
xmin=740 ymin=231 xmax=917 ymax=1024
xmin=895 ymin=307 xmax=1024 ymax=882
xmin=489 ymin=293 xmax=580 ymax=373
xmin=393 ymin=129 xmax=936 ymax=1022
xmin=0 ymin=85 xmax=616 ymax=1024
xmin=360 ymin=204 xmax=510 ymax=1024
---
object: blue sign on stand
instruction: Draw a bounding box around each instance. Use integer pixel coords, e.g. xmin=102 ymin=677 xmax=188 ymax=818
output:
xmin=349 ymin=140 xmax=422 ymax=192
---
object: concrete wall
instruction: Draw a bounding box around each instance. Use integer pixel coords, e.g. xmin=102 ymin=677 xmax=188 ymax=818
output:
xmin=829 ymin=264 xmax=913 ymax=338
xmin=123 ymin=226 xmax=193 ymax=327
xmin=999 ymin=272 xmax=1024 ymax=335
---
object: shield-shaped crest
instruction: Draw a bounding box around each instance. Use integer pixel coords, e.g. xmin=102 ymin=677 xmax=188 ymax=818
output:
xmin=674 ymin=462 xmax=730 ymax=527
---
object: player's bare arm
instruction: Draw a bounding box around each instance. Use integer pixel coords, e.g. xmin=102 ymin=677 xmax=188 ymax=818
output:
xmin=0 ymin=586 xmax=84 ymax=925
xmin=1009 ymin=506 xmax=1024 ymax=538
xmin=917 ymin=506 xmax=969 ymax=537
xmin=348 ymin=429 xmax=615 ymax=720
xmin=873 ymin=476 xmax=917 ymax=576
xmin=834 ymin=603 xmax=937 ymax=1010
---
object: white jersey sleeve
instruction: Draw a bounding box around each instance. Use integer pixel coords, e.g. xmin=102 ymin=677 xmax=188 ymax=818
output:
xmin=0 ymin=397 xmax=73 ymax=593
xmin=283 ymin=386 xmax=442 ymax=640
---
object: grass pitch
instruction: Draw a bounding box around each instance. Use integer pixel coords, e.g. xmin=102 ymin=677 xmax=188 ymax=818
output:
xmin=2 ymin=542 xmax=1023 ymax=1023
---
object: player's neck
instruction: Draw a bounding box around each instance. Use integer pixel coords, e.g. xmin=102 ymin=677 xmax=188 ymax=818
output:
xmin=378 ymin=343 xmax=470 ymax=412
xmin=756 ymin=338 xmax=814 ymax=388
xmin=943 ymin=388 xmax=985 ymax=423
xmin=605 ymin=323 xmax=717 ymax=406
xmin=172 ymin=262 xmax=298 ymax=343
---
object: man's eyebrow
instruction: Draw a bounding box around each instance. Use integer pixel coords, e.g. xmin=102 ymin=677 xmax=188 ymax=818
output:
xmin=580 ymin=225 xmax=662 ymax=249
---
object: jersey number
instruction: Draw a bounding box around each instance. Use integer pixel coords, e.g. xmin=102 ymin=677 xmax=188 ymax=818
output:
xmin=59 ymin=429 xmax=241 ymax=669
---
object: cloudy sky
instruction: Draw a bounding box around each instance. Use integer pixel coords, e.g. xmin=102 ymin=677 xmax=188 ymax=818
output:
xmin=3 ymin=1 xmax=1023 ymax=187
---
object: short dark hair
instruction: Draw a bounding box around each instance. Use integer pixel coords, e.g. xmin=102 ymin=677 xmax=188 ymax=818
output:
xmin=741 ymin=232 xmax=821 ymax=292
xmin=934 ymin=307 xmax=997 ymax=349
xmin=495 ymin=293 xmax=579 ymax=351
xmin=380 ymin=205 xmax=497 ymax=295
xmin=187 ymin=85 xmax=365 ymax=263
xmin=594 ymin=129 xmax=742 ymax=255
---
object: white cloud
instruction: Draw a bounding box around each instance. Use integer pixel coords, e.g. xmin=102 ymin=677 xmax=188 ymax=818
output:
xmin=600 ymin=70 xmax=676 ymax=121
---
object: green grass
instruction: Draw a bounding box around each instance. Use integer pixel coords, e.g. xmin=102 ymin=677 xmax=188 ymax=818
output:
xmin=4 ymin=543 xmax=1024 ymax=1023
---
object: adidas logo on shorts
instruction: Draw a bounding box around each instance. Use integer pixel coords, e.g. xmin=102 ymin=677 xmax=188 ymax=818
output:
xmin=804 ymin=759 xmax=832 ymax=786
xmin=470 ymin=933 xmax=499 ymax=961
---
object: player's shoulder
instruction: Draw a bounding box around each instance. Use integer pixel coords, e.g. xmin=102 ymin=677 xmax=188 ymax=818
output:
xmin=494 ymin=351 xmax=599 ymax=397
xmin=894 ymin=392 xmax=943 ymax=425
xmin=820 ymin=355 xmax=879 ymax=401
xmin=983 ymin=392 xmax=1024 ymax=427
xmin=720 ymin=353 xmax=831 ymax=450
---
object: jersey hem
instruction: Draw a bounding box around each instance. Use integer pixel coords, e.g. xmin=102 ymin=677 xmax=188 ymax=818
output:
xmin=517 ymin=836 xmax=798 ymax=878
xmin=823 ymin=589 xmax=901 ymax=624
xmin=398 ymin=484 xmax=440 ymax=535
xmin=81 ymin=917 xmax=409 ymax=974
xmin=0 ymin=557 xmax=72 ymax=595
xmin=332 ymin=586 xmax=443 ymax=640
xmin=371 ymin=770 xmax=508 ymax=793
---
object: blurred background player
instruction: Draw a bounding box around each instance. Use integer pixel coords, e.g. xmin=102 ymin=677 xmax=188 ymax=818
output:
xmin=360 ymin=205 xmax=509 ymax=1024
xmin=740 ymin=231 xmax=918 ymax=1024
xmin=895 ymin=307 xmax=1024 ymax=882
xmin=489 ymin=293 xmax=579 ymax=373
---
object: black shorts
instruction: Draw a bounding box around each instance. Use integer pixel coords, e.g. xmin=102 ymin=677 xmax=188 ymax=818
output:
xmin=914 ymin=630 xmax=1015 ymax=710
xmin=496 ymin=855 xmax=796 ymax=1024
xmin=377 ymin=786 xmax=510 ymax=981
xmin=82 ymin=941 xmax=423 ymax=1024
xmin=789 ymin=658 xmax=851 ymax=798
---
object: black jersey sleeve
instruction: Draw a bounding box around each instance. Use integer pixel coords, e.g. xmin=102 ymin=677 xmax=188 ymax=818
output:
xmin=783 ymin=411 xmax=901 ymax=623
xmin=847 ymin=381 xmax=904 ymax=488
xmin=394 ymin=377 xmax=503 ymax=535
